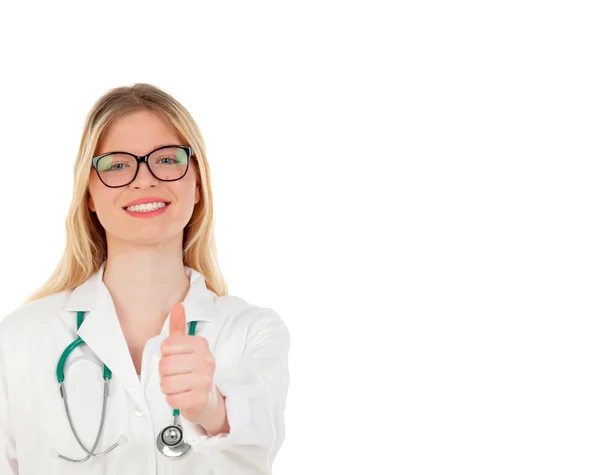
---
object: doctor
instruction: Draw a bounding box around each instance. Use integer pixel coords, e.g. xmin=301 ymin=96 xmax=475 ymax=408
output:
xmin=0 ymin=83 xmax=290 ymax=475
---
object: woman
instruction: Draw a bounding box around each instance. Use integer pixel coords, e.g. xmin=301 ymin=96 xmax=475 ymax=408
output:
xmin=0 ymin=83 xmax=290 ymax=475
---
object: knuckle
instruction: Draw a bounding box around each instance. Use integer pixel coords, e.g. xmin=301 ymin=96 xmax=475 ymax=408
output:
xmin=158 ymin=359 xmax=167 ymax=375
xmin=161 ymin=339 xmax=170 ymax=353
xmin=198 ymin=336 xmax=209 ymax=348
xmin=204 ymin=356 xmax=215 ymax=368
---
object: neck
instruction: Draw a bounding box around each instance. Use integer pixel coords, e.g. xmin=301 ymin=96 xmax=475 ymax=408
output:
xmin=102 ymin=235 xmax=190 ymax=332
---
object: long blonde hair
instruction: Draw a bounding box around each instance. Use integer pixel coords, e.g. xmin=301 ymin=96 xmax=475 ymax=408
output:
xmin=24 ymin=83 xmax=228 ymax=302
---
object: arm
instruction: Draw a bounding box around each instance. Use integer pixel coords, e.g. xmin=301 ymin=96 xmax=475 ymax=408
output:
xmin=180 ymin=309 xmax=291 ymax=474
xmin=0 ymin=341 xmax=18 ymax=474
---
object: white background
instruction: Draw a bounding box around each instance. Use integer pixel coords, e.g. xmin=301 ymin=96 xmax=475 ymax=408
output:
xmin=0 ymin=1 xmax=599 ymax=473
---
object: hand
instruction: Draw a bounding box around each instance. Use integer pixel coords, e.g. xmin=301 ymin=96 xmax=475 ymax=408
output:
xmin=159 ymin=302 xmax=217 ymax=425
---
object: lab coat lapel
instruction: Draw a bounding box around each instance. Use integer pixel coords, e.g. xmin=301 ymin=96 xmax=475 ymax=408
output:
xmin=58 ymin=262 xmax=147 ymax=413
xmin=159 ymin=266 xmax=218 ymax=337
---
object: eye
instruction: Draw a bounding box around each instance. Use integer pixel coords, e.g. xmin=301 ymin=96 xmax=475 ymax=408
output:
xmin=100 ymin=162 xmax=130 ymax=172
xmin=157 ymin=156 xmax=177 ymax=164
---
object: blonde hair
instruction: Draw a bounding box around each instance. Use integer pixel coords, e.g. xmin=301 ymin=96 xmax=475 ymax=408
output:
xmin=24 ymin=83 xmax=228 ymax=302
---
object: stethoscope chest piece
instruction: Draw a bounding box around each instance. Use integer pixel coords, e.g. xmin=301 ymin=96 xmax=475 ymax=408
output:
xmin=157 ymin=423 xmax=191 ymax=458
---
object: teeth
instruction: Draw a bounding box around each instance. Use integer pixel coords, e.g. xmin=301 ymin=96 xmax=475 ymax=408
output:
xmin=125 ymin=202 xmax=168 ymax=213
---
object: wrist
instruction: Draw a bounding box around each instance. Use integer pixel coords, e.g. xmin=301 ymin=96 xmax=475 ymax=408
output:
xmin=194 ymin=386 xmax=230 ymax=435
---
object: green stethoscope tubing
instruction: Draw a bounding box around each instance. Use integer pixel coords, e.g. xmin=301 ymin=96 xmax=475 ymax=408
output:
xmin=55 ymin=311 xmax=198 ymax=461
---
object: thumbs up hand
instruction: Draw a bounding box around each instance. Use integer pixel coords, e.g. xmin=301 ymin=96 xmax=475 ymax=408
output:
xmin=159 ymin=302 xmax=222 ymax=428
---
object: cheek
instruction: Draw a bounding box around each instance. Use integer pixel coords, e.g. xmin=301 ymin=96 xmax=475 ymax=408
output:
xmin=176 ymin=176 xmax=200 ymax=206
xmin=88 ymin=179 xmax=120 ymax=219
xmin=168 ymin=182 xmax=199 ymax=225
xmin=87 ymin=175 xmax=100 ymax=212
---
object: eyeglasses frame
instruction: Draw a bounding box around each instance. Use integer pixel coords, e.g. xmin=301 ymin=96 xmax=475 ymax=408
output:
xmin=91 ymin=145 xmax=193 ymax=188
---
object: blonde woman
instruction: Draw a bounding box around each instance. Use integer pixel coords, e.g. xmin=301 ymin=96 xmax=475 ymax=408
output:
xmin=0 ymin=84 xmax=290 ymax=475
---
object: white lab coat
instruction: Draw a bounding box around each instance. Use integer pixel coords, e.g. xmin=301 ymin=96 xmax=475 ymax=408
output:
xmin=0 ymin=262 xmax=290 ymax=475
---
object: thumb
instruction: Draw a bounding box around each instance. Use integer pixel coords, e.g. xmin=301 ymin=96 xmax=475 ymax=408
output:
xmin=169 ymin=302 xmax=187 ymax=336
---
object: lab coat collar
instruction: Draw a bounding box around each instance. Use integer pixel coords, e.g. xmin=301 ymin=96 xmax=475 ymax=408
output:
xmin=58 ymin=261 xmax=218 ymax=414
xmin=62 ymin=261 xmax=217 ymax=324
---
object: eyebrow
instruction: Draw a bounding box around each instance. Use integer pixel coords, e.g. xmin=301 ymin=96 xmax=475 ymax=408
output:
xmin=99 ymin=144 xmax=183 ymax=155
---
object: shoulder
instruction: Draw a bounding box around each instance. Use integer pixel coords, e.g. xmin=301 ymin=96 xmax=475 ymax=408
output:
xmin=211 ymin=293 xmax=290 ymax=347
xmin=214 ymin=294 xmax=287 ymax=329
xmin=0 ymin=290 xmax=71 ymax=343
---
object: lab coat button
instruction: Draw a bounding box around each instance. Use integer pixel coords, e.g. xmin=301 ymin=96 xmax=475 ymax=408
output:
xmin=134 ymin=408 xmax=145 ymax=417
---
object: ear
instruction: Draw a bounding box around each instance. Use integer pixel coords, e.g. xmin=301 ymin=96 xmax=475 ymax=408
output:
xmin=88 ymin=196 xmax=96 ymax=212
xmin=194 ymin=180 xmax=200 ymax=205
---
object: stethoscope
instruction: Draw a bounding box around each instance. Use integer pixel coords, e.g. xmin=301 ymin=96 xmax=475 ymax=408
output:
xmin=52 ymin=310 xmax=198 ymax=463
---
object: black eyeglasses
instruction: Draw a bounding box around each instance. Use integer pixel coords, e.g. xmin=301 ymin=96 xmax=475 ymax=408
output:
xmin=91 ymin=145 xmax=193 ymax=188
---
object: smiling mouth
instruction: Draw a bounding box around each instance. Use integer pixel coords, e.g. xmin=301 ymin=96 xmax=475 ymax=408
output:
xmin=123 ymin=202 xmax=171 ymax=213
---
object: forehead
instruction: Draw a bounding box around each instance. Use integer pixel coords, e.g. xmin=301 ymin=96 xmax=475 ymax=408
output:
xmin=96 ymin=110 xmax=182 ymax=156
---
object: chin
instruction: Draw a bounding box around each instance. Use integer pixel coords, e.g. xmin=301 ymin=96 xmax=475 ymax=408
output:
xmin=109 ymin=227 xmax=184 ymax=248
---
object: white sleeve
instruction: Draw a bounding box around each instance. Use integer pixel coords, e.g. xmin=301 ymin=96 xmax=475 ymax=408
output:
xmin=0 ymin=341 xmax=18 ymax=474
xmin=180 ymin=309 xmax=291 ymax=474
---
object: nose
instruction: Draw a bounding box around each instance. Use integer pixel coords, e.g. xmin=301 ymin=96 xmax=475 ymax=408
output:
xmin=130 ymin=161 xmax=159 ymax=189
